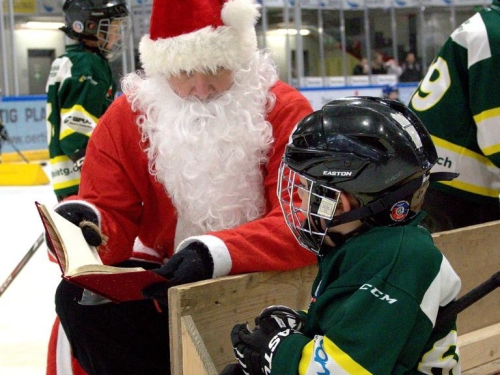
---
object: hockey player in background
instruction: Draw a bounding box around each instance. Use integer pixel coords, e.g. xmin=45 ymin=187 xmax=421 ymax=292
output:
xmin=45 ymin=1 xmax=130 ymax=374
xmin=409 ymin=0 xmax=500 ymax=232
xmin=42 ymin=0 xmax=317 ymax=374
xmin=45 ymin=0 xmax=129 ymax=202
xmin=223 ymin=97 xmax=462 ymax=375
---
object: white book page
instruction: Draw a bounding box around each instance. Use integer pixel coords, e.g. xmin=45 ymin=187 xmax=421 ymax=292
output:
xmin=46 ymin=206 xmax=103 ymax=274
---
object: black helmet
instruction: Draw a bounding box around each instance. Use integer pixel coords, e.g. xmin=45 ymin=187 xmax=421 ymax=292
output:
xmin=278 ymin=96 xmax=456 ymax=254
xmin=61 ymin=0 xmax=130 ymax=59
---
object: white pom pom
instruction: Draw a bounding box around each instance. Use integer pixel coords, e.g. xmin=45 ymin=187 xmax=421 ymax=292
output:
xmin=221 ymin=0 xmax=261 ymax=31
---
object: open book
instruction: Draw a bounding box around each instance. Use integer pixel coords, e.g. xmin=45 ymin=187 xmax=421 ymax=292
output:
xmin=35 ymin=201 xmax=167 ymax=303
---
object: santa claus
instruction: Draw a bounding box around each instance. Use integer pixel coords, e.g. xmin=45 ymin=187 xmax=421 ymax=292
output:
xmin=46 ymin=0 xmax=316 ymax=374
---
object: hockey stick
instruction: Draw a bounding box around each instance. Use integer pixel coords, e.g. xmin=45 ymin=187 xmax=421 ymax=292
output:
xmin=0 ymin=123 xmax=30 ymax=163
xmin=435 ymin=271 xmax=500 ymax=328
xmin=0 ymin=232 xmax=45 ymax=297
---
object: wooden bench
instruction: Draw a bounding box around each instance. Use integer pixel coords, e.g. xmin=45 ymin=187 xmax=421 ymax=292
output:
xmin=168 ymin=221 xmax=500 ymax=375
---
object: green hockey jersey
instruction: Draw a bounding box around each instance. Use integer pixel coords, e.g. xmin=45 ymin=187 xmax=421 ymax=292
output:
xmin=409 ymin=1 xmax=500 ymax=205
xmin=271 ymin=216 xmax=461 ymax=374
xmin=46 ymin=43 xmax=116 ymax=199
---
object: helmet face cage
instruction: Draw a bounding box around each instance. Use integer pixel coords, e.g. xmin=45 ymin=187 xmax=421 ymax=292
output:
xmin=278 ymin=161 xmax=342 ymax=255
xmin=94 ymin=16 xmax=130 ymax=60
xmin=64 ymin=0 xmax=130 ymax=59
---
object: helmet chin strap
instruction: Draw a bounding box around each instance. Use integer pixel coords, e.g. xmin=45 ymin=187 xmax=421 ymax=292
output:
xmin=327 ymin=172 xmax=458 ymax=228
xmin=316 ymin=171 xmax=458 ymax=255
xmin=320 ymin=222 xmax=373 ymax=255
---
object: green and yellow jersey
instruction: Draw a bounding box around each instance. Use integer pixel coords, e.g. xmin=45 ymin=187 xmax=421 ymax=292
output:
xmin=409 ymin=1 xmax=500 ymax=205
xmin=271 ymin=216 xmax=461 ymax=374
xmin=46 ymin=43 xmax=116 ymax=199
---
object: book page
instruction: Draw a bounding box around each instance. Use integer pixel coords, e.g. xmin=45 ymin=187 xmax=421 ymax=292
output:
xmin=36 ymin=202 xmax=168 ymax=303
xmin=67 ymin=264 xmax=145 ymax=277
xmin=38 ymin=203 xmax=102 ymax=275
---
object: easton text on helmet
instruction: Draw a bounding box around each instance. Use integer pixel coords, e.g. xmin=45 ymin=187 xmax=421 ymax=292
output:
xmin=323 ymin=171 xmax=353 ymax=177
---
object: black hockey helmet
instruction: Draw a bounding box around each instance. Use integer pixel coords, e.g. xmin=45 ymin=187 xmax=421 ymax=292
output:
xmin=278 ymin=96 xmax=456 ymax=254
xmin=61 ymin=0 xmax=130 ymax=59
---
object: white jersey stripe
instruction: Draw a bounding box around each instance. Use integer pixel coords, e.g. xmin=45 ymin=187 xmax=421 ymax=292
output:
xmin=420 ymin=257 xmax=461 ymax=326
xmin=56 ymin=321 xmax=74 ymax=375
xmin=475 ymin=107 xmax=500 ymax=153
xmin=451 ymin=12 xmax=490 ymax=67
xmin=431 ymin=136 xmax=500 ymax=197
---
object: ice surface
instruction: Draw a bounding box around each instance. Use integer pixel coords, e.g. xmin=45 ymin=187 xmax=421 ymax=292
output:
xmin=0 ymin=169 xmax=60 ymax=375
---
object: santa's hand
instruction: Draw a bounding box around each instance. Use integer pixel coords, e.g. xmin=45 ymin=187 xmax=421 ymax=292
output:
xmin=49 ymin=202 xmax=103 ymax=248
xmin=142 ymin=241 xmax=214 ymax=304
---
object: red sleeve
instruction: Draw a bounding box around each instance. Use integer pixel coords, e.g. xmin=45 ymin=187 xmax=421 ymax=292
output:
xmin=211 ymin=82 xmax=317 ymax=274
xmin=67 ymin=96 xmax=150 ymax=265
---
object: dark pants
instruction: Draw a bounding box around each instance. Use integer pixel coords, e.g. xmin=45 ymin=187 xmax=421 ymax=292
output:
xmin=422 ymin=187 xmax=500 ymax=233
xmin=55 ymin=261 xmax=170 ymax=375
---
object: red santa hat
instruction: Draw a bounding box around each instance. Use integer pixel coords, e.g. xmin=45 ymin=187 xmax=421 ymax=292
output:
xmin=139 ymin=0 xmax=261 ymax=77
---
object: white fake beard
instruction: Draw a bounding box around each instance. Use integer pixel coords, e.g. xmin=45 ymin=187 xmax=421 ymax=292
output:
xmin=122 ymin=53 xmax=278 ymax=239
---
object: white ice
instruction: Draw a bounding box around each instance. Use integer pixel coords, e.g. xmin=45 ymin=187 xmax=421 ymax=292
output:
xmin=0 ymin=166 xmax=60 ymax=375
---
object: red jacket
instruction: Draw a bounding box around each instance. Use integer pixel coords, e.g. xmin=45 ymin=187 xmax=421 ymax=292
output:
xmin=66 ymin=81 xmax=317 ymax=275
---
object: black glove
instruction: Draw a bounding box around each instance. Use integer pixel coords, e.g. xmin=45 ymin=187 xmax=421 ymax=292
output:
xmin=0 ymin=123 xmax=8 ymax=141
xmin=69 ymin=148 xmax=86 ymax=171
xmin=219 ymin=363 xmax=246 ymax=375
xmin=255 ymin=305 xmax=305 ymax=333
xmin=223 ymin=306 xmax=302 ymax=375
xmin=231 ymin=322 xmax=301 ymax=375
xmin=141 ymin=241 xmax=214 ymax=304
xmin=230 ymin=306 xmax=303 ymax=375
xmin=51 ymin=202 xmax=103 ymax=247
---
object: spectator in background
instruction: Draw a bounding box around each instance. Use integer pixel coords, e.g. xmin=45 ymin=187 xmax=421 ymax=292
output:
xmin=371 ymin=50 xmax=388 ymax=74
xmin=383 ymin=85 xmax=401 ymax=101
xmin=384 ymin=58 xmax=402 ymax=77
xmin=44 ymin=0 xmax=317 ymax=374
xmin=353 ymin=57 xmax=369 ymax=75
xmin=353 ymin=51 xmax=391 ymax=75
xmin=46 ymin=0 xmax=130 ymax=202
xmin=399 ymin=51 xmax=422 ymax=82
xmin=409 ymin=0 xmax=500 ymax=232
xmin=45 ymin=1 xmax=130 ymax=374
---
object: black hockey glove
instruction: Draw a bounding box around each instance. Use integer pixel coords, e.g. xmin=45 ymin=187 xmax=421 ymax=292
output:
xmin=219 ymin=363 xmax=246 ymax=375
xmin=219 ymin=305 xmax=304 ymax=375
xmin=142 ymin=241 xmax=214 ymax=304
xmin=51 ymin=202 xmax=103 ymax=247
xmin=256 ymin=305 xmax=305 ymax=333
xmin=231 ymin=322 xmax=302 ymax=375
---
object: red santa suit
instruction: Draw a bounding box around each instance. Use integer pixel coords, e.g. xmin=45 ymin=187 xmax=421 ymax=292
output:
xmin=47 ymin=80 xmax=317 ymax=374
xmin=91 ymin=82 xmax=313 ymax=265
xmin=50 ymin=81 xmax=317 ymax=272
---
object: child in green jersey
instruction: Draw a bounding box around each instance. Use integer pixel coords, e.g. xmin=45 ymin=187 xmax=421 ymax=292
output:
xmin=224 ymin=97 xmax=463 ymax=375
xmin=45 ymin=0 xmax=129 ymax=202
xmin=45 ymin=2 xmax=130 ymax=375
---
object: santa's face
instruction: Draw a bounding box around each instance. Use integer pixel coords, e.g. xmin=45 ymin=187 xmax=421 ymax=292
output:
xmin=122 ymin=53 xmax=279 ymax=242
xmin=168 ymin=68 xmax=234 ymax=101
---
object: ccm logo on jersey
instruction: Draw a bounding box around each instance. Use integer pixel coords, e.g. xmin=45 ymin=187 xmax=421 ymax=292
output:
xmin=360 ymin=284 xmax=398 ymax=304
xmin=323 ymin=170 xmax=353 ymax=177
